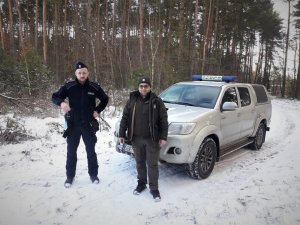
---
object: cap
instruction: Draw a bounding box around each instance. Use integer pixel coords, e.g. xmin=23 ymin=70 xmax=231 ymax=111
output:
xmin=75 ymin=61 xmax=88 ymax=70
xmin=138 ymin=77 xmax=151 ymax=87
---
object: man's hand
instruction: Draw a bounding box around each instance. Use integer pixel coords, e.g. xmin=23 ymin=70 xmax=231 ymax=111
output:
xmin=159 ymin=139 xmax=167 ymax=147
xmin=61 ymin=102 xmax=71 ymax=113
xmin=93 ymin=111 xmax=99 ymax=118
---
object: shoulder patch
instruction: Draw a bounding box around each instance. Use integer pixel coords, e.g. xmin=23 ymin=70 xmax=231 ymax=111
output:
xmin=89 ymin=81 xmax=101 ymax=91
xmin=65 ymin=80 xmax=77 ymax=90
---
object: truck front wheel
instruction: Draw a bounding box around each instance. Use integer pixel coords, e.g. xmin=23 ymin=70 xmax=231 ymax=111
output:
xmin=188 ymin=137 xmax=217 ymax=179
xmin=249 ymin=123 xmax=266 ymax=150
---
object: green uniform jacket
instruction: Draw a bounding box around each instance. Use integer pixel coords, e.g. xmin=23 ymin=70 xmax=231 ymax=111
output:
xmin=119 ymin=90 xmax=168 ymax=142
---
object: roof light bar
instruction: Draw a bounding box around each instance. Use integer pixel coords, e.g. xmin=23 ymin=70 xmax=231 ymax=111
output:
xmin=192 ymin=75 xmax=237 ymax=82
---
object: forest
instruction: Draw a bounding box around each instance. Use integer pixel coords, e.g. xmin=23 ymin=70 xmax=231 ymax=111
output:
xmin=1 ymin=0 xmax=300 ymax=112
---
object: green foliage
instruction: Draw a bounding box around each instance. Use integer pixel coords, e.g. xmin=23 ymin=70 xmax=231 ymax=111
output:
xmin=128 ymin=68 xmax=149 ymax=89
xmin=160 ymin=64 xmax=183 ymax=85
xmin=0 ymin=0 xmax=289 ymax=96
xmin=0 ymin=49 xmax=16 ymax=93
xmin=0 ymin=48 xmax=54 ymax=97
xmin=18 ymin=49 xmax=54 ymax=96
xmin=0 ymin=49 xmax=15 ymax=76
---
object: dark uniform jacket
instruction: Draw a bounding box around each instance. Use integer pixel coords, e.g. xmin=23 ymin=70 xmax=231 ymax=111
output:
xmin=52 ymin=78 xmax=109 ymax=126
xmin=119 ymin=90 xmax=168 ymax=142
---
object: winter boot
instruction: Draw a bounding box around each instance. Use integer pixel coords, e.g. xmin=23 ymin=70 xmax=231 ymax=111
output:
xmin=90 ymin=176 xmax=100 ymax=184
xmin=64 ymin=177 xmax=74 ymax=188
xmin=133 ymin=180 xmax=147 ymax=195
xmin=150 ymin=190 xmax=161 ymax=202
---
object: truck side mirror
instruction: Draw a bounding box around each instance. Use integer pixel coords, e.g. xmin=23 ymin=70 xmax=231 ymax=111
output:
xmin=222 ymin=102 xmax=237 ymax=111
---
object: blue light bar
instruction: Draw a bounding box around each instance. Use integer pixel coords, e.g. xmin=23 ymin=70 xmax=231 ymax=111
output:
xmin=192 ymin=75 xmax=237 ymax=82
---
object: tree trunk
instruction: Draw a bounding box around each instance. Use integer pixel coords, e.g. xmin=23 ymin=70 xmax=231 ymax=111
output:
xmin=8 ymin=0 xmax=15 ymax=56
xmin=191 ymin=0 xmax=199 ymax=75
xmin=120 ymin=0 xmax=127 ymax=88
xmin=73 ymin=0 xmax=80 ymax=61
xmin=95 ymin=2 xmax=103 ymax=83
xmin=139 ymin=0 xmax=144 ymax=65
xmin=212 ymin=1 xmax=220 ymax=74
xmin=263 ymin=45 xmax=270 ymax=88
xmin=54 ymin=3 xmax=59 ymax=82
xmin=108 ymin=0 xmax=116 ymax=87
xmin=63 ymin=0 xmax=67 ymax=37
xmin=112 ymin=0 xmax=116 ymax=53
xmin=282 ymin=0 xmax=291 ymax=98
xmin=86 ymin=0 xmax=97 ymax=81
xmin=296 ymin=37 xmax=300 ymax=100
xmin=148 ymin=13 xmax=159 ymax=87
xmin=126 ymin=0 xmax=132 ymax=84
xmin=42 ymin=0 xmax=47 ymax=64
xmin=255 ymin=42 xmax=264 ymax=84
xmin=178 ymin=0 xmax=184 ymax=62
xmin=15 ymin=0 xmax=24 ymax=53
xmin=201 ymin=0 xmax=213 ymax=74
xmin=105 ymin=1 xmax=109 ymax=55
xmin=34 ymin=0 xmax=39 ymax=49
xmin=0 ymin=10 xmax=4 ymax=50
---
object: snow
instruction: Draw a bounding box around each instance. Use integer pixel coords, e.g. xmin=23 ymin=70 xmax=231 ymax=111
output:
xmin=0 ymin=98 xmax=300 ymax=225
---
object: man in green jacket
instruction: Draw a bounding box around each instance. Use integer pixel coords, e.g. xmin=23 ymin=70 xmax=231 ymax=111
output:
xmin=119 ymin=77 xmax=168 ymax=202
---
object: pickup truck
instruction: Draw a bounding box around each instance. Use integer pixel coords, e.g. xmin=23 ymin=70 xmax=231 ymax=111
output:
xmin=114 ymin=75 xmax=272 ymax=179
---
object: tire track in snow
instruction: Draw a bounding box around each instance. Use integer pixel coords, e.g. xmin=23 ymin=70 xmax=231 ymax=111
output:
xmin=144 ymin=99 xmax=300 ymax=225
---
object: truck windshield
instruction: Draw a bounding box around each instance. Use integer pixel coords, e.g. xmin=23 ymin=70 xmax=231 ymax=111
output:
xmin=160 ymin=84 xmax=221 ymax=109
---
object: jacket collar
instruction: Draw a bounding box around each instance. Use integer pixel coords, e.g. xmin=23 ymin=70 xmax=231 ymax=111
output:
xmin=75 ymin=78 xmax=90 ymax=86
xmin=130 ymin=90 xmax=157 ymax=100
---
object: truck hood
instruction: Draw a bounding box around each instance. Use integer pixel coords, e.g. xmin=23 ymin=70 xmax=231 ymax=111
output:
xmin=165 ymin=103 xmax=212 ymax=122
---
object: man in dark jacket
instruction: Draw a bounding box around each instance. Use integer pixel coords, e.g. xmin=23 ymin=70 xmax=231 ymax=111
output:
xmin=119 ymin=77 xmax=168 ymax=201
xmin=52 ymin=62 xmax=109 ymax=188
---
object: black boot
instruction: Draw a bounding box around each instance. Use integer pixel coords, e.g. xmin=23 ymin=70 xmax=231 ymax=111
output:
xmin=90 ymin=176 xmax=100 ymax=184
xmin=150 ymin=190 xmax=161 ymax=202
xmin=133 ymin=180 xmax=147 ymax=195
xmin=64 ymin=177 xmax=74 ymax=188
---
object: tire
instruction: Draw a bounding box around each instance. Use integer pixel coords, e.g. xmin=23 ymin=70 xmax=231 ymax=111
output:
xmin=188 ymin=137 xmax=217 ymax=179
xmin=249 ymin=123 xmax=266 ymax=150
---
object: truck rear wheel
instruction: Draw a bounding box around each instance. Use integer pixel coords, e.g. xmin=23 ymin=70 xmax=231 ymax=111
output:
xmin=249 ymin=123 xmax=266 ymax=150
xmin=188 ymin=137 xmax=217 ymax=179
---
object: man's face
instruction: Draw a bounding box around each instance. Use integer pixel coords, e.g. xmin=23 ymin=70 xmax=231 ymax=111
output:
xmin=139 ymin=83 xmax=151 ymax=97
xmin=75 ymin=68 xmax=89 ymax=84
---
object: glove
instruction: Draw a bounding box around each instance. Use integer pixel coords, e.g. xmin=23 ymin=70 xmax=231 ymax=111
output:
xmin=62 ymin=111 xmax=73 ymax=138
xmin=90 ymin=118 xmax=99 ymax=133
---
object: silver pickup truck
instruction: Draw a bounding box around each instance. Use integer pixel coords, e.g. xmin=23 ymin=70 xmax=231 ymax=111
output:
xmin=114 ymin=75 xmax=272 ymax=179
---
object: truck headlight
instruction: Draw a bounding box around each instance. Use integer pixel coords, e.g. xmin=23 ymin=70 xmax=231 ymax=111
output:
xmin=168 ymin=122 xmax=196 ymax=135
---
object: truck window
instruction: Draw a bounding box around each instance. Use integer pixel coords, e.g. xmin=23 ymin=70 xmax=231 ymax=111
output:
xmin=221 ymin=87 xmax=238 ymax=106
xmin=251 ymin=84 xmax=269 ymax=103
xmin=160 ymin=84 xmax=220 ymax=109
xmin=238 ymin=87 xmax=251 ymax=107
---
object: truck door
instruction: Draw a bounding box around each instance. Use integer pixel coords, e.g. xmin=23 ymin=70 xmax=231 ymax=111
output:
xmin=220 ymin=87 xmax=241 ymax=146
xmin=237 ymin=86 xmax=256 ymax=138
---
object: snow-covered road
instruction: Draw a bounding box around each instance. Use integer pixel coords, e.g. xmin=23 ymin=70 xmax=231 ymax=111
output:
xmin=0 ymin=98 xmax=299 ymax=225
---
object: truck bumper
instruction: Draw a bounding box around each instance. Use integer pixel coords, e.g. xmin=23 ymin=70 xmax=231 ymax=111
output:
xmin=159 ymin=135 xmax=196 ymax=164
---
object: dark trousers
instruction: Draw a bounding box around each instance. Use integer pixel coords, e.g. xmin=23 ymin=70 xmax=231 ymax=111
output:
xmin=132 ymin=137 xmax=160 ymax=191
xmin=66 ymin=125 xmax=98 ymax=178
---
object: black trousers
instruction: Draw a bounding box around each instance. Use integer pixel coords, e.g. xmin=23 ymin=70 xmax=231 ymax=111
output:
xmin=66 ymin=125 xmax=98 ymax=178
xmin=132 ymin=137 xmax=160 ymax=191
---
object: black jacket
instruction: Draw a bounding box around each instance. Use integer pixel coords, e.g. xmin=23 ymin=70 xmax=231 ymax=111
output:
xmin=52 ymin=78 xmax=109 ymax=126
xmin=119 ymin=90 xmax=168 ymax=142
